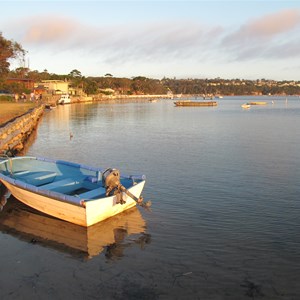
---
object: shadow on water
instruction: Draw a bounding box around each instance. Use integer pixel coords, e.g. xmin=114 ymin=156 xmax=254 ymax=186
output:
xmin=0 ymin=187 xmax=151 ymax=261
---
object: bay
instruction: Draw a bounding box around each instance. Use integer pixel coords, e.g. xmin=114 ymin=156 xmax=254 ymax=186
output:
xmin=1 ymin=96 xmax=300 ymax=299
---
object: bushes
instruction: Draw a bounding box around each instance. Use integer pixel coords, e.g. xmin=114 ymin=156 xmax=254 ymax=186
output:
xmin=0 ymin=94 xmax=13 ymax=102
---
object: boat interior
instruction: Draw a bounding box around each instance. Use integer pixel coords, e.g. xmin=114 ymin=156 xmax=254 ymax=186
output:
xmin=0 ymin=157 xmax=136 ymax=201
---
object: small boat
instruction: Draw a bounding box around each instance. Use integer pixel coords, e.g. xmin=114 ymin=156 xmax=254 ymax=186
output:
xmin=0 ymin=156 xmax=146 ymax=227
xmin=45 ymin=103 xmax=57 ymax=109
xmin=202 ymin=94 xmax=214 ymax=100
xmin=174 ymin=100 xmax=217 ymax=107
xmin=247 ymin=101 xmax=267 ymax=105
xmin=58 ymin=94 xmax=71 ymax=105
xmin=241 ymin=103 xmax=251 ymax=109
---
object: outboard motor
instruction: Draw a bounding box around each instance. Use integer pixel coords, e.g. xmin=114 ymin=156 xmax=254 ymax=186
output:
xmin=102 ymin=168 xmax=145 ymax=205
xmin=102 ymin=168 xmax=126 ymax=204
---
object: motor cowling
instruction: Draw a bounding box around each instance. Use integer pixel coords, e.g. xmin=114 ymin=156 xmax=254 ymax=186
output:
xmin=102 ymin=168 xmax=125 ymax=204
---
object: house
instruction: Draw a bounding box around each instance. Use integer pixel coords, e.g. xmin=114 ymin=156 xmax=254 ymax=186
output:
xmin=6 ymin=78 xmax=35 ymax=90
xmin=41 ymin=80 xmax=69 ymax=94
xmin=34 ymin=84 xmax=47 ymax=95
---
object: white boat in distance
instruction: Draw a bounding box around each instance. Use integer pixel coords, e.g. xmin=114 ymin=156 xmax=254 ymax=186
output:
xmin=0 ymin=156 xmax=146 ymax=227
xmin=241 ymin=103 xmax=251 ymax=109
xmin=58 ymin=94 xmax=71 ymax=104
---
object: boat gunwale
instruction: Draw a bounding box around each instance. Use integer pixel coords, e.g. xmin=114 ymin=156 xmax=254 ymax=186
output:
xmin=0 ymin=156 xmax=146 ymax=207
xmin=0 ymin=174 xmax=85 ymax=207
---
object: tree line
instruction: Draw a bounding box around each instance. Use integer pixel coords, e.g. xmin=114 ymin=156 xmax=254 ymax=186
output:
xmin=1 ymin=32 xmax=300 ymax=97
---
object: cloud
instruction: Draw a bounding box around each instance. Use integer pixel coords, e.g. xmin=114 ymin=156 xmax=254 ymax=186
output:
xmin=4 ymin=8 xmax=300 ymax=78
xmin=11 ymin=15 xmax=111 ymax=52
xmin=10 ymin=14 xmax=225 ymax=65
xmin=13 ymin=15 xmax=82 ymax=45
xmin=223 ymin=9 xmax=300 ymax=45
xmin=265 ymin=39 xmax=300 ymax=59
xmin=248 ymin=9 xmax=300 ymax=37
xmin=25 ymin=18 xmax=78 ymax=43
xmin=220 ymin=9 xmax=300 ymax=62
xmin=101 ymin=22 xmax=223 ymax=63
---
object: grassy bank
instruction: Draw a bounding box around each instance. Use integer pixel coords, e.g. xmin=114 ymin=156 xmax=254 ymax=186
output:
xmin=0 ymin=102 xmax=36 ymax=126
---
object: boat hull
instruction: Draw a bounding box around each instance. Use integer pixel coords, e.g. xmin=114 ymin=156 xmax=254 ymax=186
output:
xmin=174 ymin=101 xmax=217 ymax=107
xmin=57 ymin=94 xmax=71 ymax=105
xmin=0 ymin=179 xmax=145 ymax=227
xmin=247 ymin=101 xmax=267 ymax=105
xmin=241 ymin=104 xmax=251 ymax=109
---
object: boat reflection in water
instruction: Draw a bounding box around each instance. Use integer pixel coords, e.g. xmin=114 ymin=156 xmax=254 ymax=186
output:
xmin=0 ymin=187 xmax=150 ymax=260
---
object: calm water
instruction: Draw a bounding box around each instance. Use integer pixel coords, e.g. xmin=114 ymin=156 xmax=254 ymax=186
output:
xmin=1 ymin=96 xmax=300 ymax=299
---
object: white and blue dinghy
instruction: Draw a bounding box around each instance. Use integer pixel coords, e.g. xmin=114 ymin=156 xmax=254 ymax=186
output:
xmin=0 ymin=156 xmax=146 ymax=227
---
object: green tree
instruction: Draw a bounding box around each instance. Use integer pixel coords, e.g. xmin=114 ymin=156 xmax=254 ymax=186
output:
xmin=68 ymin=69 xmax=84 ymax=89
xmin=0 ymin=32 xmax=25 ymax=77
xmin=68 ymin=69 xmax=82 ymax=78
xmin=84 ymin=79 xmax=98 ymax=95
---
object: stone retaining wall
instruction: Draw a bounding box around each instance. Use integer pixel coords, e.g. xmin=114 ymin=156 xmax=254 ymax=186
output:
xmin=0 ymin=105 xmax=44 ymax=154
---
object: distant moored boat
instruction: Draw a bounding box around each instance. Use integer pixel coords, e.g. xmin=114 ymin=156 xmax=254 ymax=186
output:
xmin=247 ymin=101 xmax=267 ymax=105
xmin=58 ymin=94 xmax=71 ymax=105
xmin=174 ymin=100 xmax=217 ymax=107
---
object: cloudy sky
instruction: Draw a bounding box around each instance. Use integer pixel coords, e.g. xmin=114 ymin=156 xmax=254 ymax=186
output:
xmin=1 ymin=0 xmax=300 ymax=80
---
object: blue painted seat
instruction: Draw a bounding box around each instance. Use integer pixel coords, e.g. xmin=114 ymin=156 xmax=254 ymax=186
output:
xmin=15 ymin=171 xmax=57 ymax=186
xmin=78 ymin=187 xmax=106 ymax=200
xmin=39 ymin=178 xmax=75 ymax=190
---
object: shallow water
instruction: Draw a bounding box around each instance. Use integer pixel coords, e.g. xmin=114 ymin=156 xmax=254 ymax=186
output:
xmin=1 ymin=96 xmax=300 ymax=299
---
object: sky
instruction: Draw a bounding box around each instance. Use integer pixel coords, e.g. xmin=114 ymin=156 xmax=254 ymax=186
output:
xmin=1 ymin=0 xmax=300 ymax=80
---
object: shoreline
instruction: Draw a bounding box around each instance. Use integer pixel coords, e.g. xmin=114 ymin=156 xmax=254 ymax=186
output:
xmin=0 ymin=94 xmax=293 ymax=155
xmin=0 ymin=105 xmax=44 ymax=155
xmin=0 ymin=95 xmax=165 ymax=154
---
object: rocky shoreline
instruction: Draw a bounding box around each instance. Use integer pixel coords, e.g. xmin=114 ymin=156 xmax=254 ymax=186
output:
xmin=0 ymin=105 xmax=44 ymax=155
